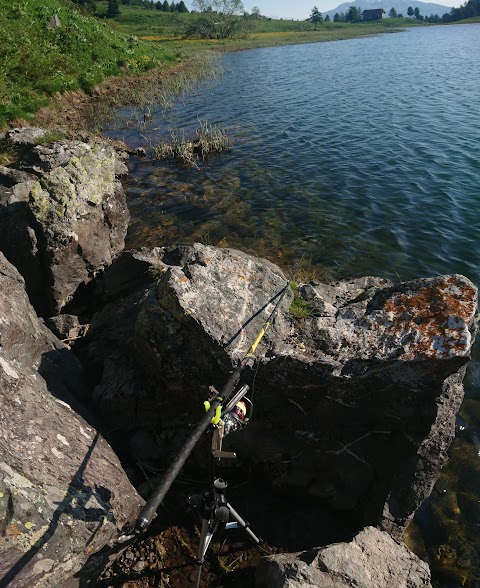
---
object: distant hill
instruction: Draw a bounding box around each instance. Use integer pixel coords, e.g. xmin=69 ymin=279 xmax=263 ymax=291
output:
xmin=324 ymin=0 xmax=453 ymax=19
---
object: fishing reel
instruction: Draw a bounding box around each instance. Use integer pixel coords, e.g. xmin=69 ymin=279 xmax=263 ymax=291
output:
xmin=208 ymin=384 xmax=253 ymax=460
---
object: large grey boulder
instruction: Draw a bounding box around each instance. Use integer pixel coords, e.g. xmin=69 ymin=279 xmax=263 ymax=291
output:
xmin=0 ymin=134 xmax=129 ymax=316
xmin=129 ymin=244 xmax=477 ymax=538
xmin=82 ymin=244 xmax=477 ymax=543
xmin=256 ymin=526 xmax=432 ymax=587
xmin=0 ymin=252 xmax=142 ymax=588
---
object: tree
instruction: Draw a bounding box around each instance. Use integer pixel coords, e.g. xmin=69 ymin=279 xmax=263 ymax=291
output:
xmin=324 ymin=13 xmax=330 ymax=21
xmin=170 ymin=1 xmax=176 ymax=10
xmin=310 ymin=6 xmax=323 ymax=25
xmin=414 ymin=6 xmax=422 ymax=18
xmin=186 ymin=0 xmax=246 ymax=38
xmin=407 ymin=6 xmax=414 ymax=16
xmin=177 ymin=0 xmax=189 ymax=11
xmin=162 ymin=0 xmax=170 ymax=10
xmin=333 ymin=12 xmax=340 ymax=20
xmin=388 ymin=7 xmax=397 ymax=17
xmin=346 ymin=5 xmax=362 ymax=21
xmin=106 ymin=0 xmax=120 ymax=17
xmin=250 ymin=5 xmax=261 ymax=18
xmin=72 ymin=0 xmax=97 ymax=12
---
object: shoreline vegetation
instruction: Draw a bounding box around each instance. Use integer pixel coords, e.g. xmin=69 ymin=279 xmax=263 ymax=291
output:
xmin=1 ymin=0 xmax=477 ymax=142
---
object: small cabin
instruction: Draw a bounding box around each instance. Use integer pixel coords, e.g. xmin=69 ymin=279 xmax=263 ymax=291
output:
xmin=362 ymin=8 xmax=386 ymax=20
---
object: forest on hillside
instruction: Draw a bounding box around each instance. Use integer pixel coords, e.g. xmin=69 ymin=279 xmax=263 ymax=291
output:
xmin=443 ymin=0 xmax=480 ymax=20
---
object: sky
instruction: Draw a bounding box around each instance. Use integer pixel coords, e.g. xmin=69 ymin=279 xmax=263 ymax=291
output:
xmin=193 ymin=0 xmax=460 ymax=20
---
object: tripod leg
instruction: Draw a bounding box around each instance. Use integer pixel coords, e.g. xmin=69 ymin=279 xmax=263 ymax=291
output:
xmin=197 ymin=517 xmax=215 ymax=564
xmin=195 ymin=561 xmax=203 ymax=588
xmin=195 ymin=516 xmax=217 ymax=588
xmin=226 ymin=502 xmax=261 ymax=544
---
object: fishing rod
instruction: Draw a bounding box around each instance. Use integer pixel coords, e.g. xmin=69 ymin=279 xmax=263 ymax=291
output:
xmin=135 ymin=281 xmax=290 ymax=532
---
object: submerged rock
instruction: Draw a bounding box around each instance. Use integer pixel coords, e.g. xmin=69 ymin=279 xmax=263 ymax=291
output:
xmin=256 ymin=526 xmax=432 ymax=587
xmin=0 ymin=133 xmax=129 ymax=316
xmin=0 ymin=252 xmax=142 ymax=588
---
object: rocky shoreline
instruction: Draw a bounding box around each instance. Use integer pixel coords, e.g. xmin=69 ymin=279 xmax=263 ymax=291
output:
xmin=0 ymin=127 xmax=478 ymax=587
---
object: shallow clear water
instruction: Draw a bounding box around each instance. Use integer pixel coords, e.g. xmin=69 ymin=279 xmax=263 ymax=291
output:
xmin=111 ymin=24 xmax=480 ymax=286
xmin=105 ymin=24 xmax=480 ymax=586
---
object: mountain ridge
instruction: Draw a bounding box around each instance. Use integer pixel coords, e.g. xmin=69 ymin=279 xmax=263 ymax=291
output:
xmin=323 ymin=0 xmax=453 ymax=18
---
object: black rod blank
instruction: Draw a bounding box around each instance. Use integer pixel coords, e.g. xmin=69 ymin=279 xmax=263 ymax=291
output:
xmin=135 ymin=399 xmax=221 ymax=530
xmin=135 ymin=282 xmax=289 ymax=532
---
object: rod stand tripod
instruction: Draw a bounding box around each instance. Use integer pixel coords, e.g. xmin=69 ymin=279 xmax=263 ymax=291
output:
xmin=188 ymin=477 xmax=260 ymax=588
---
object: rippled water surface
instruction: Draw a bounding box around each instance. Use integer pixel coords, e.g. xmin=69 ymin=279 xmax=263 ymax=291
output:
xmin=113 ymin=25 xmax=480 ymax=287
xmin=105 ymin=24 xmax=480 ymax=586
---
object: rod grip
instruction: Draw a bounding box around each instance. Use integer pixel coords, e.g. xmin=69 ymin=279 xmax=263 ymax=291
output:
xmin=135 ymin=400 xmax=221 ymax=531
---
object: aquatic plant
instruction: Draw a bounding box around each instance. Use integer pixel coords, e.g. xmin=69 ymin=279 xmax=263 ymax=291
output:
xmin=152 ymin=120 xmax=232 ymax=167
xmin=86 ymin=51 xmax=222 ymax=136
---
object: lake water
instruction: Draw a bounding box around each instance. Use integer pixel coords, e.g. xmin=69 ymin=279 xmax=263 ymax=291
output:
xmin=105 ymin=24 xmax=480 ymax=587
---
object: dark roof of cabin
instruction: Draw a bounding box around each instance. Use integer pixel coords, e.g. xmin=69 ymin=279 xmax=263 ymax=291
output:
xmin=362 ymin=8 xmax=386 ymax=13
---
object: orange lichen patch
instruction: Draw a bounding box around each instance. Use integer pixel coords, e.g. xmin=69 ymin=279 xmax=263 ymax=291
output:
xmin=5 ymin=523 xmax=21 ymax=537
xmin=180 ymin=276 xmax=188 ymax=284
xmin=381 ymin=276 xmax=477 ymax=360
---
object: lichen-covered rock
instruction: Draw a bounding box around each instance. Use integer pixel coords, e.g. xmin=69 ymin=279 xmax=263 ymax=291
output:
xmin=134 ymin=243 xmax=291 ymax=406
xmin=0 ymin=166 xmax=38 ymax=206
xmin=129 ymin=244 xmax=477 ymax=539
xmin=0 ymin=127 xmax=53 ymax=148
xmin=0 ymin=134 xmax=129 ymax=316
xmin=300 ymin=276 xmax=477 ymax=365
xmin=79 ymin=244 xmax=478 ymax=544
xmin=256 ymin=526 xmax=432 ymax=588
xmin=0 ymin=252 xmax=142 ymax=587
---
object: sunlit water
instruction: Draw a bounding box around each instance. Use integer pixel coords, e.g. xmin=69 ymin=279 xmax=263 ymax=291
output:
xmin=104 ymin=24 xmax=480 ymax=586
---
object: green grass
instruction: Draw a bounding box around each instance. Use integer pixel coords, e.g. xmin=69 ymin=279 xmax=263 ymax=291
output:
xmin=101 ymin=5 xmax=190 ymax=36
xmin=454 ymin=15 xmax=480 ymax=22
xmin=31 ymin=129 xmax=68 ymax=144
xmin=0 ymin=0 xmax=449 ymax=130
xmin=102 ymin=7 xmax=422 ymax=54
xmin=0 ymin=0 xmax=177 ymax=128
xmin=289 ymin=282 xmax=318 ymax=320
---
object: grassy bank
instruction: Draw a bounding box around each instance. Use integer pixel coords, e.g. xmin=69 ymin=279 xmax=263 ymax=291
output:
xmin=0 ymin=0 xmax=179 ymax=128
xmin=0 ymin=0 xmax=439 ymax=130
xmin=106 ymin=5 xmax=416 ymax=51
